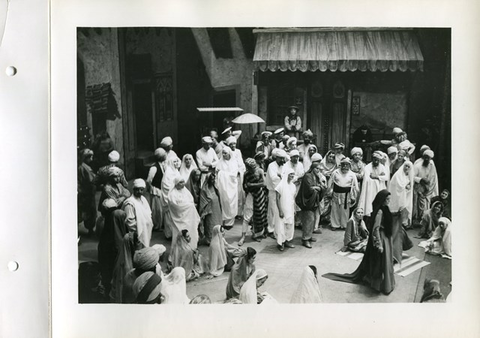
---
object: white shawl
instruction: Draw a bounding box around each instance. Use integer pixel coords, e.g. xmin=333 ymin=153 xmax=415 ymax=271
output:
xmin=168 ymin=185 xmax=200 ymax=249
xmin=291 ymin=266 xmax=322 ymax=303
xmin=216 ymin=147 xmax=239 ymax=220
xmin=239 ymin=269 xmax=268 ymax=304
xmin=389 ymin=161 xmax=414 ymax=220
xmin=160 ymin=267 xmax=190 ymax=304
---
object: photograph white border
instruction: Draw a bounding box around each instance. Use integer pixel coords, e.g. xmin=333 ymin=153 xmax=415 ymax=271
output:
xmin=51 ymin=1 xmax=480 ymax=337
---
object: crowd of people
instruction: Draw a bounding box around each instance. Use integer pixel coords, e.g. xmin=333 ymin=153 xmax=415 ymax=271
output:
xmin=78 ymin=125 xmax=451 ymax=303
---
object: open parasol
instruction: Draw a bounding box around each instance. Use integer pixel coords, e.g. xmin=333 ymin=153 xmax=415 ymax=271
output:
xmin=231 ymin=113 xmax=265 ymax=124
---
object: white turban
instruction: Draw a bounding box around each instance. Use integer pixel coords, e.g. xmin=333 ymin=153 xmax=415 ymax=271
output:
xmin=133 ymin=178 xmax=146 ymax=188
xmin=420 ymin=145 xmax=430 ymax=154
xmin=154 ymin=148 xmax=167 ymax=160
xmin=423 ymin=150 xmax=434 ymax=158
xmin=350 ymin=147 xmax=363 ymax=156
xmin=232 ymin=130 xmax=242 ymax=138
xmin=393 ymin=127 xmax=403 ymax=135
xmin=274 ymin=127 xmax=284 ymax=135
xmin=387 ymin=146 xmax=398 ymax=155
xmin=287 ymin=137 xmax=297 ymax=147
xmin=151 ymin=244 xmax=167 ymax=256
xmin=108 ymin=150 xmax=120 ymax=162
xmin=276 ymin=149 xmax=288 ymax=158
xmin=160 ymin=136 xmax=173 ymax=147
xmin=372 ymin=151 xmax=383 ymax=159
xmin=202 ymin=136 xmax=213 ymax=143
xmin=289 ymin=149 xmax=300 ymax=157
xmin=226 ymin=136 xmax=237 ymax=145
xmin=311 ymin=153 xmax=323 ymax=162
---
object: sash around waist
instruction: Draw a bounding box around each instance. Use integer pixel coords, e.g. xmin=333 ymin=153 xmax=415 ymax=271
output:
xmin=333 ymin=183 xmax=352 ymax=193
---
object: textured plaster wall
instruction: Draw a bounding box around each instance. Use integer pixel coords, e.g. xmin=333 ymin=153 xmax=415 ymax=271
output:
xmin=77 ymin=28 xmax=124 ymax=166
xmin=191 ymin=28 xmax=258 ymax=147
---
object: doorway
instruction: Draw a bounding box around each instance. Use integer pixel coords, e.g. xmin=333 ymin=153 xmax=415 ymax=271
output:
xmin=132 ymin=81 xmax=154 ymax=153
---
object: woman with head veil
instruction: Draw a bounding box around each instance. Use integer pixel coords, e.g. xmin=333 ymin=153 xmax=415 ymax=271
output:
xmin=168 ymin=176 xmax=200 ymax=250
xmin=160 ymin=267 xmax=190 ymax=304
xmin=388 ymin=160 xmax=415 ymax=263
xmin=226 ymin=247 xmax=257 ymax=299
xmin=216 ymin=146 xmax=239 ymax=228
xmin=323 ymin=189 xmax=395 ymax=295
xmin=291 ymin=265 xmax=322 ymax=303
xmin=303 ymin=144 xmax=318 ymax=172
xmin=179 ymin=153 xmax=198 ymax=182
xmin=161 ymin=156 xmax=182 ymax=239
xmin=416 ymin=200 xmax=444 ymax=239
xmin=239 ymin=269 xmax=270 ymax=304
xmin=185 ymin=168 xmax=202 ymax=210
xmin=421 ymin=217 xmax=452 ymax=258
xmin=198 ymin=171 xmax=222 ymax=245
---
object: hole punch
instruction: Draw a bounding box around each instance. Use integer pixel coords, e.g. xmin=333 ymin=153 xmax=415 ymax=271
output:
xmin=7 ymin=261 xmax=19 ymax=272
xmin=6 ymin=65 xmax=17 ymax=76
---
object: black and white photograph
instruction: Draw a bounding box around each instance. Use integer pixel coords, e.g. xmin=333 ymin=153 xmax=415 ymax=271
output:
xmin=76 ymin=27 xmax=452 ymax=304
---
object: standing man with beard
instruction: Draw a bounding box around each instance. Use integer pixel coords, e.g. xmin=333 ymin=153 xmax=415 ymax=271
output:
xmin=328 ymin=158 xmax=359 ymax=230
xmin=357 ymin=151 xmax=388 ymax=223
xmin=413 ymin=150 xmax=439 ymax=225
xmin=298 ymin=129 xmax=314 ymax=162
xmin=265 ymin=149 xmax=288 ymax=239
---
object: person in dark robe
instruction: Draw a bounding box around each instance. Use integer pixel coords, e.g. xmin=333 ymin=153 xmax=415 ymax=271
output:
xmin=430 ymin=189 xmax=451 ymax=220
xmin=296 ymin=162 xmax=325 ymax=248
xmin=198 ymin=172 xmax=223 ymax=245
xmin=322 ymin=189 xmax=396 ymax=295
xmin=185 ymin=169 xmax=202 ymax=210
xmin=225 ymin=247 xmax=257 ymax=299
xmin=78 ymin=148 xmax=97 ymax=235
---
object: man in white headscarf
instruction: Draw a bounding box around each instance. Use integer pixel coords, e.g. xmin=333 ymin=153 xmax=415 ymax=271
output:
xmin=265 ymin=148 xmax=288 ymax=238
xmin=226 ymin=135 xmax=246 ymax=217
xmin=297 ymin=129 xmax=314 ymax=162
xmin=96 ymin=150 xmax=128 ymax=187
xmin=357 ymin=151 xmax=388 ymax=218
xmin=160 ymin=136 xmax=178 ymax=161
xmin=350 ymin=147 xmax=365 ymax=185
xmin=123 ymin=179 xmax=154 ymax=247
xmin=196 ymin=136 xmax=219 ymax=186
xmin=413 ymin=149 xmax=439 ymax=224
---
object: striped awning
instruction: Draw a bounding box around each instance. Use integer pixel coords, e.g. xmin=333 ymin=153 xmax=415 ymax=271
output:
xmin=253 ymin=28 xmax=424 ymax=72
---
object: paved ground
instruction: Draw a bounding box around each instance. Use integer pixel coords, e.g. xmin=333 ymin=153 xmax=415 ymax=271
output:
xmin=78 ymin=216 xmax=452 ymax=304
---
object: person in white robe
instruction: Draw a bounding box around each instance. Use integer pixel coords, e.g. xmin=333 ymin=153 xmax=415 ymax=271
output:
xmin=413 ymin=149 xmax=439 ymax=224
xmin=122 ymin=179 xmax=154 ymax=247
xmin=291 ymin=266 xmax=322 ymax=303
xmin=389 ymin=160 xmax=414 ymax=226
xmin=160 ymin=267 xmax=190 ymax=304
xmin=226 ymin=136 xmax=246 ymax=217
xmin=274 ymin=168 xmax=297 ymax=251
xmin=420 ymin=217 xmax=452 ymax=258
xmin=195 ymin=136 xmax=219 ymax=186
xmin=168 ymin=176 xmax=200 ymax=250
xmin=327 ymin=158 xmax=359 ymax=230
xmin=179 ymin=153 xmax=198 ymax=182
xmin=216 ymin=146 xmax=239 ymax=227
xmin=160 ymin=156 xmax=181 ymax=239
xmin=265 ymin=148 xmax=288 ymax=237
xmin=357 ymin=151 xmax=388 ymax=218
xmin=160 ymin=136 xmax=178 ymax=161
xmin=284 ymin=149 xmax=305 ymax=195
xmin=239 ymin=269 xmax=270 ymax=304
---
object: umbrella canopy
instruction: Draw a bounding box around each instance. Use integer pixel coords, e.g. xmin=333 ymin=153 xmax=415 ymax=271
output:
xmin=231 ymin=113 xmax=265 ymax=124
